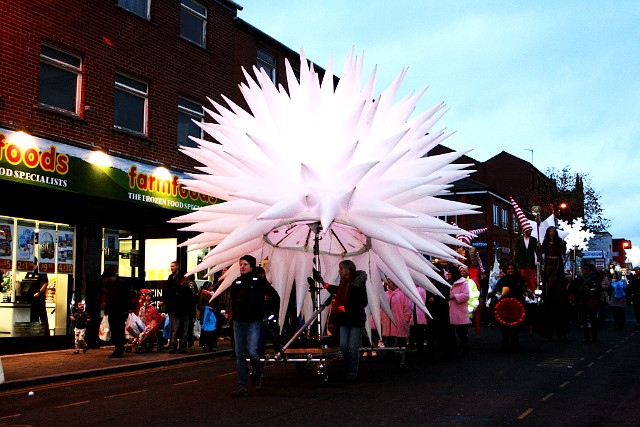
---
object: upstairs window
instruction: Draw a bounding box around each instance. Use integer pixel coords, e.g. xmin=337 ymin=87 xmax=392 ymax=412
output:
xmin=493 ymin=205 xmax=500 ymax=226
xmin=38 ymin=45 xmax=82 ymax=114
xmin=501 ymin=208 xmax=509 ymax=229
xmin=118 ymin=0 xmax=150 ymax=20
xmin=114 ymin=74 xmax=148 ymax=135
xmin=180 ymin=0 xmax=207 ymax=47
xmin=257 ymin=49 xmax=276 ymax=83
xmin=177 ymin=98 xmax=204 ymax=148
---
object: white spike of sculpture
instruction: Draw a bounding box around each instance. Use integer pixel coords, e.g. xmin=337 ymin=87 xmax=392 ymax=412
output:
xmin=171 ymin=49 xmax=479 ymax=331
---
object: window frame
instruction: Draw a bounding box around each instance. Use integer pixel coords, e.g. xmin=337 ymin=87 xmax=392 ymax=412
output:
xmin=501 ymin=208 xmax=509 ymax=229
xmin=117 ymin=0 xmax=150 ymax=20
xmin=493 ymin=205 xmax=500 ymax=226
xmin=114 ymin=73 xmax=149 ymax=136
xmin=257 ymin=49 xmax=277 ymax=83
xmin=177 ymin=97 xmax=204 ymax=148
xmin=180 ymin=0 xmax=207 ymax=47
xmin=38 ymin=44 xmax=83 ymax=115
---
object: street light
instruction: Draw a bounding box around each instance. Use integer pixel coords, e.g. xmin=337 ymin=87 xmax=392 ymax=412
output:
xmin=558 ymin=202 xmax=568 ymax=220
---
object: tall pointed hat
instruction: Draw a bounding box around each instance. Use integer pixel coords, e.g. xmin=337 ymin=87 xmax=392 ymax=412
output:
xmin=510 ymin=197 xmax=533 ymax=232
xmin=456 ymin=227 xmax=487 ymax=245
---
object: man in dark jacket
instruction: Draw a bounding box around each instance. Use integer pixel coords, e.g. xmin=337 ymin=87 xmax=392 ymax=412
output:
xmin=103 ymin=266 xmax=131 ymax=358
xmin=163 ymin=261 xmax=192 ymax=354
xmin=229 ymin=255 xmax=274 ymax=397
xmin=514 ymin=227 xmax=538 ymax=293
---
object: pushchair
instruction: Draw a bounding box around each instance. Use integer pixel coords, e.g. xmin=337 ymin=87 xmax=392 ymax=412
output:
xmin=124 ymin=305 xmax=164 ymax=353
xmin=125 ymin=321 xmax=162 ymax=353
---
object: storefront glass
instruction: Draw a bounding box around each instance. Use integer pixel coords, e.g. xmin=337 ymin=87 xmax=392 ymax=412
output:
xmin=0 ymin=215 xmax=72 ymax=337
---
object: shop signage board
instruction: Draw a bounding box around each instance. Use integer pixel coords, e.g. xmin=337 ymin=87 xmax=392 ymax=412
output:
xmin=0 ymin=128 xmax=219 ymax=212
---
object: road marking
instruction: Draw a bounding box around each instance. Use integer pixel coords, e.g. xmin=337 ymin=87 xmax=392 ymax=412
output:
xmin=518 ymin=408 xmax=534 ymax=419
xmin=541 ymin=393 xmax=554 ymax=401
xmin=559 ymin=381 xmax=570 ymax=388
xmin=587 ymin=362 xmax=594 ymax=367
xmin=606 ymin=349 xmax=613 ymax=353
xmin=55 ymin=400 xmax=91 ymax=408
xmin=220 ymin=372 xmax=235 ymax=377
xmin=536 ymin=357 xmax=581 ymax=368
xmin=597 ymin=356 xmax=604 ymax=360
xmin=105 ymin=389 xmax=148 ymax=399
xmin=0 ymin=414 xmax=21 ymax=420
xmin=173 ymin=380 xmax=199 ymax=386
xmin=0 ymin=359 xmax=223 ymax=398
xmin=575 ymin=371 xmax=584 ymax=376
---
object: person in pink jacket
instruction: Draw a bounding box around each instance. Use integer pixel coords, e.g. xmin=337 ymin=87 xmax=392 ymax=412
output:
xmin=448 ymin=266 xmax=471 ymax=356
xmin=380 ymin=278 xmax=414 ymax=348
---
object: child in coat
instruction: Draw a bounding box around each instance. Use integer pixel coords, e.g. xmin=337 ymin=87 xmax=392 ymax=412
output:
xmin=70 ymin=301 xmax=91 ymax=354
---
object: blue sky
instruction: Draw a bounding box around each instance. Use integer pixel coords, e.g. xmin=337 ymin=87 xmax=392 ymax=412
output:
xmin=237 ymin=1 xmax=640 ymax=248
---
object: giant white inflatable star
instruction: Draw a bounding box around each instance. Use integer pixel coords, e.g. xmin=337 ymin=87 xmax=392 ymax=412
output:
xmin=171 ymin=49 xmax=479 ymax=330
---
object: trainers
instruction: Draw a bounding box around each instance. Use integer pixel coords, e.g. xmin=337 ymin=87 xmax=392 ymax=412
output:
xmin=371 ymin=351 xmax=377 ymax=357
xmin=255 ymin=375 xmax=264 ymax=391
xmin=231 ymin=387 xmax=248 ymax=398
xmin=73 ymin=350 xmax=79 ymax=354
xmin=82 ymin=347 xmax=88 ymax=353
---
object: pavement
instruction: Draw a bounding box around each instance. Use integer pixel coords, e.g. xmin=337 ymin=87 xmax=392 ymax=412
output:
xmin=0 ymin=339 xmax=234 ymax=391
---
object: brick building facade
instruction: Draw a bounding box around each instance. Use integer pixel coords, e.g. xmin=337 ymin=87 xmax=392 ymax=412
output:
xmin=0 ymin=0 xmax=324 ymax=352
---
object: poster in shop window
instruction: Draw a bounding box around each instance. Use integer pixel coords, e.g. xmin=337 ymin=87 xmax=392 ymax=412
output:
xmin=38 ymin=223 xmax=56 ymax=274
xmin=57 ymin=226 xmax=74 ymax=274
xmin=0 ymin=217 xmax=13 ymax=270
xmin=103 ymin=229 xmax=119 ymax=273
xmin=16 ymin=220 xmax=36 ymax=271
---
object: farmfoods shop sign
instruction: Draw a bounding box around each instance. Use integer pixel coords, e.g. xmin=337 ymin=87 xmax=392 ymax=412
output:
xmin=0 ymin=128 xmax=216 ymax=212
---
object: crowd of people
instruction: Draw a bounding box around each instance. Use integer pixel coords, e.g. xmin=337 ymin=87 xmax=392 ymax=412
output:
xmin=96 ymin=240 xmax=640 ymax=398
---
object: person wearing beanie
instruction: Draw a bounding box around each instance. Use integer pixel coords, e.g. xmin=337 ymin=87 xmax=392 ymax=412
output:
xmin=230 ymin=255 xmax=278 ymax=397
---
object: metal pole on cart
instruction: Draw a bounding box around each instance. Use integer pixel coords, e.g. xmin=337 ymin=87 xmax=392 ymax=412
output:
xmin=309 ymin=221 xmax=323 ymax=340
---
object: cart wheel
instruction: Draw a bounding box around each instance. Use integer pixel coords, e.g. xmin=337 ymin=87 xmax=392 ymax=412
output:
xmin=295 ymin=362 xmax=306 ymax=373
xmin=317 ymin=364 xmax=329 ymax=383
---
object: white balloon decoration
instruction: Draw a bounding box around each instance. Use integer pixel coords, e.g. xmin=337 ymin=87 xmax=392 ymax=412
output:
xmin=171 ymin=48 xmax=479 ymax=327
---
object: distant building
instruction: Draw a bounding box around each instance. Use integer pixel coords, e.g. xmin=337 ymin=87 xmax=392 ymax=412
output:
xmin=584 ymin=231 xmax=613 ymax=272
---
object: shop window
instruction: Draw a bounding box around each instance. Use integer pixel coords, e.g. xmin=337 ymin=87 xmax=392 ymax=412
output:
xmin=180 ymin=0 xmax=207 ymax=47
xmin=0 ymin=216 xmax=73 ymax=338
xmin=114 ymin=73 xmax=148 ymax=135
xmin=177 ymin=98 xmax=204 ymax=148
xmin=118 ymin=0 xmax=150 ymax=20
xmin=257 ymin=49 xmax=276 ymax=84
xmin=38 ymin=45 xmax=82 ymax=114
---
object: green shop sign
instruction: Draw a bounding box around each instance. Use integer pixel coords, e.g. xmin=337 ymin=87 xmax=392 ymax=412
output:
xmin=0 ymin=128 xmax=217 ymax=212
